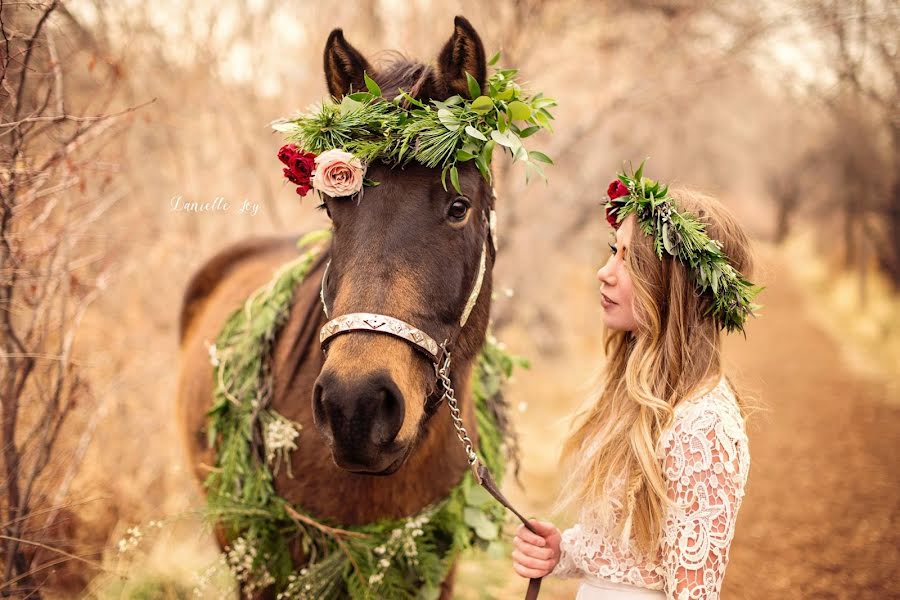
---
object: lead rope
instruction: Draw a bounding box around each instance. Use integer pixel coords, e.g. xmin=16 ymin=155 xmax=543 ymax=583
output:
xmin=436 ymin=346 xmax=542 ymax=600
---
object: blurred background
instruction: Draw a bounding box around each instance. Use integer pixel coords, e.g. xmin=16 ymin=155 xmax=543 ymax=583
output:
xmin=1 ymin=0 xmax=897 ymax=598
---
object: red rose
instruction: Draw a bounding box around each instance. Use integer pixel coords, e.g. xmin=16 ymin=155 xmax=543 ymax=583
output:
xmin=604 ymin=179 xmax=629 ymax=228
xmin=278 ymin=144 xmax=296 ymax=165
xmin=283 ymin=167 xmax=301 ymax=185
xmin=605 ymin=205 xmax=620 ymax=229
xmin=292 ymin=153 xmax=315 ymax=179
xmin=607 ymin=179 xmax=629 ymax=199
xmin=279 ymin=145 xmax=317 ymax=198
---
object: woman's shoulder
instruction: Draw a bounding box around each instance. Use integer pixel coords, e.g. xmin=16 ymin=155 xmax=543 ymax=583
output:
xmin=656 ymin=376 xmax=749 ymax=463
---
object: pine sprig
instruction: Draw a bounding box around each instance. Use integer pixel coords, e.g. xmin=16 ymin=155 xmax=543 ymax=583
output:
xmin=272 ymin=51 xmax=557 ymax=193
xmin=203 ymin=230 xmax=525 ymax=598
xmin=609 ymin=160 xmax=763 ymax=334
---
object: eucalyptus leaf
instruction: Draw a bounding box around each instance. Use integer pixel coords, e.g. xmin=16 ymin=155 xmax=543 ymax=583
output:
xmin=508 ymin=100 xmax=532 ymax=121
xmin=471 ymin=96 xmax=494 ymax=114
xmin=490 ymin=130 xmax=515 ymax=149
xmin=661 ymin=222 xmax=677 ymax=255
xmin=270 ymin=120 xmax=296 ymax=133
xmin=482 ymin=139 xmax=496 ymax=165
xmin=497 ymin=87 xmax=515 ymax=101
xmin=466 ymin=72 xmax=481 ymax=99
xmin=488 ymin=50 xmax=502 ymax=66
xmin=528 ymin=150 xmax=553 ymax=164
xmin=534 ymin=110 xmax=551 ymax=130
xmin=363 ymin=71 xmax=381 ymax=96
xmin=450 ymin=165 xmax=461 ymax=194
xmin=438 ymin=108 xmax=459 ymax=131
xmin=463 ymin=507 xmax=499 ymax=541
xmin=465 ymin=125 xmax=488 ymax=141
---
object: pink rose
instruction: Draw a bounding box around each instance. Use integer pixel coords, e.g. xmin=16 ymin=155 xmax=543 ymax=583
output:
xmin=312 ymin=149 xmax=366 ymax=197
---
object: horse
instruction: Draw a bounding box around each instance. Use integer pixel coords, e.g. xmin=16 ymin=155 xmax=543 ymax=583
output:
xmin=176 ymin=16 xmax=497 ymax=598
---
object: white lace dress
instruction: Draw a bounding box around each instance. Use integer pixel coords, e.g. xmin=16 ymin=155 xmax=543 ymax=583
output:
xmin=550 ymin=377 xmax=750 ymax=600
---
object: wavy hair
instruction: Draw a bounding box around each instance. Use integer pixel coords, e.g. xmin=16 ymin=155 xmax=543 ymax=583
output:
xmin=553 ymin=187 xmax=755 ymax=556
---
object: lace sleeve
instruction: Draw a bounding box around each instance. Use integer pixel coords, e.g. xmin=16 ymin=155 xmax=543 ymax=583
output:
xmin=659 ymin=404 xmax=750 ymax=600
xmin=548 ymin=523 xmax=585 ymax=579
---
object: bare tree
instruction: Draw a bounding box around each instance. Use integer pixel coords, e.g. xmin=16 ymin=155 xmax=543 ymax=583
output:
xmin=798 ymin=0 xmax=900 ymax=285
xmin=0 ymin=1 xmax=143 ymax=595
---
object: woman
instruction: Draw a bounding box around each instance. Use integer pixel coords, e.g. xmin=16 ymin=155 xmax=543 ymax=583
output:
xmin=511 ymin=166 xmax=759 ymax=599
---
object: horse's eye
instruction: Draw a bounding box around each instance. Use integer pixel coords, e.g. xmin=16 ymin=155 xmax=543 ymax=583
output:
xmin=447 ymin=197 xmax=470 ymax=223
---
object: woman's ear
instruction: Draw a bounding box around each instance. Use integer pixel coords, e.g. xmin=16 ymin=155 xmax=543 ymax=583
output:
xmin=323 ymin=29 xmax=374 ymax=99
xmin=435 ymin=16 xmax=487 ymax=99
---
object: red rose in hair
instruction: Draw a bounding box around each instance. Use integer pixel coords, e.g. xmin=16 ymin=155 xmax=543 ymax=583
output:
xmin=607 ymin=179 xmax=629 ymax=199
xmin=278 ymin=144 xmax=317 ymax=198
xmin=605 ymin=179 xmax=629 ymax=229
xmin=605 ymin=205 xmax=620 ymax=229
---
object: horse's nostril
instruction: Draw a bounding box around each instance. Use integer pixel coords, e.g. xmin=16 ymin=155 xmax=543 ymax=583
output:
xmin=370 ymin=380 xmax=404 ymax=447
xmin=312 ymin=380 xmax=330 ymax=433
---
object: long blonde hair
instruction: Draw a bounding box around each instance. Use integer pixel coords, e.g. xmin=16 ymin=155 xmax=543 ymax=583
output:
xmin=554 ymin=187 xmax=755 ymax=556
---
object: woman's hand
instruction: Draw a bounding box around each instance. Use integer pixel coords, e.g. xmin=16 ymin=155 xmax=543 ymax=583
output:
xmin=512 ymin=519 xmax=562 ymax=579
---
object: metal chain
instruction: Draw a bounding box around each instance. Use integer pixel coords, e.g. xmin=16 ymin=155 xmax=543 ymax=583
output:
xmin=436 ymin=348 xmax=483 ymax=480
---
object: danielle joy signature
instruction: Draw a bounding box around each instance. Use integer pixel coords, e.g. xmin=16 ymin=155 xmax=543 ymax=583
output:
xmin=169 ymin=195 xmax=261 ymax=217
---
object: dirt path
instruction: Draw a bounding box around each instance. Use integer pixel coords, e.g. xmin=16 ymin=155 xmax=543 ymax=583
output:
xmin=719 ymin=262 xmax=900 ymax=599
xmin=460 ymin=255 xmax=900 ymax=599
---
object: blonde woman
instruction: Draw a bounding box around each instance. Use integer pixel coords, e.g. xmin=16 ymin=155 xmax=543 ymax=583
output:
xmin=511 ymin=167 xmax=759 ymax=600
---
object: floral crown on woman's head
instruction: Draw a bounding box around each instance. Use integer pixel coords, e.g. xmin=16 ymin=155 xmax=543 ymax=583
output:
xmin=273 ymin=52 xmax=557 ymax=199
xmin=604 ymin=160 xmax=762 ymax=334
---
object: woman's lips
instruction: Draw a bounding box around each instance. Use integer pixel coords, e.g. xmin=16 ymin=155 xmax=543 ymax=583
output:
xmin=601 ymin=292 xmax=618 ymax=309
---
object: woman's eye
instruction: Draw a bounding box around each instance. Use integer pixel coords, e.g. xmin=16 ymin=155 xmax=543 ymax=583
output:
xmin=608 ymin=242 xmax=618 ymax=255
xmin=447 ymin=197 xmax=470 ymax=222
xmin=317 ymin=202 xmax=332 ymax=219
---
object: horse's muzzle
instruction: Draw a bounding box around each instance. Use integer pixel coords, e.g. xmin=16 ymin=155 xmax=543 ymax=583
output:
xmin=312 ymin=369 xmax=408 ymax=473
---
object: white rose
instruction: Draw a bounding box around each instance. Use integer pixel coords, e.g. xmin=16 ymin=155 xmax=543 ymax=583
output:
xmin=312 ymin=149 xmax=366 ymax=197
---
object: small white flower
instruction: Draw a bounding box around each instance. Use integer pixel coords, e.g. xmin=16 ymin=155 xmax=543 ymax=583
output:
xmin=265 ymin=417 xmax=301 ymax=464
xmin=205 ymin=340 xmax=220 ymax=367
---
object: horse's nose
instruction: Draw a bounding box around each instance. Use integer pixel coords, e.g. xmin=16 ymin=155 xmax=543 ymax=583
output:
xmin=313 ymin=369 xmax=405 ymax=466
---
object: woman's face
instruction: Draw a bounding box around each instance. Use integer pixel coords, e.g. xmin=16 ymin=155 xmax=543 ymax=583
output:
xmin=597 ymin=214 xmax=637 ymax=332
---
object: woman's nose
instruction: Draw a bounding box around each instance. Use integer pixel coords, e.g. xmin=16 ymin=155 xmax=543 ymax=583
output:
xmin=597 ymin=258 xmax=616 ymax=285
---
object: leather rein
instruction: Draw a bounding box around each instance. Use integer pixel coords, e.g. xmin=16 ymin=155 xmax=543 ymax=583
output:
xmin=316 ymin=205 xmax=542 ymax=600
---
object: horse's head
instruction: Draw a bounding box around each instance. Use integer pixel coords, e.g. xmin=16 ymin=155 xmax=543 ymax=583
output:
xmin=312 ymin=17 xmax=495 ymax=475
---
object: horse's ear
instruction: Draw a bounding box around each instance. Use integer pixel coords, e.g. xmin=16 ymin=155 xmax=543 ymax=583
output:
xmin=323 ymin=29 xmax=374 ymax=98
xmin=435 ymin=16 xmax=486 ymax=99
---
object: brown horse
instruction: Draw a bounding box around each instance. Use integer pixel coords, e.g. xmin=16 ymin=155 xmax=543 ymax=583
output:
xmin=176 ymin=16 xmax=496 ymax=598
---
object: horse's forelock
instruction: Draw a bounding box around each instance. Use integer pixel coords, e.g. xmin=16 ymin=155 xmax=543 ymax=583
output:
xmin=372 ymin=51 xmax=435 ymax=100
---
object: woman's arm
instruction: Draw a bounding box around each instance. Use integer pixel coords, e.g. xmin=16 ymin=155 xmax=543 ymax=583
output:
xmin=659 ymin=407 xmax=750 ymax=599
